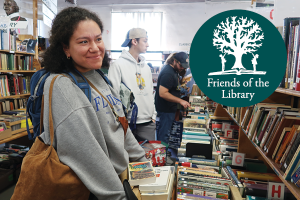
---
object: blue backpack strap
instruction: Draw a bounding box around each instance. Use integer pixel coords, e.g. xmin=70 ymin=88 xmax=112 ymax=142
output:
xmin=96 ymin=69 xmax=112 ymax=87
xmin=68 ymin=69 xmax=92 ymax=102
xmin=26 ymin=69 xmax=51 ymax=140
xmin=129 ymin=102 xmax=138 ymax=131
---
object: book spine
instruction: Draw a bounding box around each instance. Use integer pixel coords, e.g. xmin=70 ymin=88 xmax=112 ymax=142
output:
xmin=275 ymin=128 xmax=294 ymax=163
xmin=290 ymin=25 xmax=299 ymax=89
xmin=177 ymin=183 xmax=228 ymax=193
xmin=260 ymin=114 xmax=277 ymax=148
xmin=282 ymin=133 xmax=300 ymax=172
xmin=4 ymin=75 xmax=9 ymax=96
xmin=178 ymin=175 xmax=232 ymax=186
xmin=177 ymin=186 xmax=229 ymax=199
xmin=178 ymin=180 xmax=229 ymax=191
xmin=293 ymin=25 xmax=300 ymax=89
xmin=284 ymin=145 xmax=300 ymax=180
xmin=257 ymin=114 xmax=271 ymax=144
xmin=291 ymin=165 xmax=300 ymax=184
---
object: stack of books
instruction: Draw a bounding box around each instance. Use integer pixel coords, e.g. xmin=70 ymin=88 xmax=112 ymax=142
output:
xmin=128 ymin=161 xmax=156 ymax=186
xmin=140 ymin=166 xmax=175 ymax=200
xmin=178 ymin=119 xmax=211 ymax=157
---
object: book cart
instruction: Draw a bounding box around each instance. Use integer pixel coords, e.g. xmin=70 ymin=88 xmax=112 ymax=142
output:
xmin=213 ymin=88 xmax=300 ymax=199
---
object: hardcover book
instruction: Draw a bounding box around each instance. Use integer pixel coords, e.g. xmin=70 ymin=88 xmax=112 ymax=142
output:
xmin=272 ymin=127 xmax=292 ymax=161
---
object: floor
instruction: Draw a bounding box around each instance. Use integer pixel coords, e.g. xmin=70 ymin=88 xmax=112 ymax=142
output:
xmin=0 ymin=185 xmax=15 ymax=200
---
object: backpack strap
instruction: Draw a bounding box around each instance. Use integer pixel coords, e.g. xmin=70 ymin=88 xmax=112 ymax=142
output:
xmin=67 ymin=68 xmax=92 ymax=102
xmin=26 ymin=69 xmax=51 ymax=140
xmin=96 ymin=69 xmax=112 ymax=87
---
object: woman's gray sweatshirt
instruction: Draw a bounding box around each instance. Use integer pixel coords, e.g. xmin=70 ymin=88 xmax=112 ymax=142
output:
xmin=40 ymin=70 xmax=147 ymax=200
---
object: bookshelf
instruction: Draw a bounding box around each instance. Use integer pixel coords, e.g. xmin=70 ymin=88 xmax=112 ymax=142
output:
xmin=0 ymin=94 xmax=30 ymax=100
xmin=0 ymin=50 xmax=35 ymax=56
xmin=275 ymin=87 xmax=300 ymax=98
xmin=0 ymin=70 xmax=36 ymax=73
xmin=214 ymin=89 xmax=300 ymax=199
xmin=0 ymin=48 xmax=39 ymax=99
xmin=0 ymin=28 xmax=39 ymax=142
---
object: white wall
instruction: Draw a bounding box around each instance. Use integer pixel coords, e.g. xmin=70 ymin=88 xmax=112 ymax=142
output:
xmin=81 ymin=2 xmax=275 ymax=51
xmin=274 ymin=0 xmax=300 ymax=27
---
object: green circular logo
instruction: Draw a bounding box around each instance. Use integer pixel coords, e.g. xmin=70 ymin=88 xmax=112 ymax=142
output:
xmin=190 ymin=9 xmax=287 ymax=107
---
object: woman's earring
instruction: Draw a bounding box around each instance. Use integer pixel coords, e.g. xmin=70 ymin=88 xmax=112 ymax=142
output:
xmin=67 ymin=56 xmax=70 ymax=59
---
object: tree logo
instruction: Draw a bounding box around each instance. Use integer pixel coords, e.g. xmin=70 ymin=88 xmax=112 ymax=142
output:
xmin=209 ymin=16 xmax=266 ymax=76
xmin=190 ymin=10 xmax=287 ymax=107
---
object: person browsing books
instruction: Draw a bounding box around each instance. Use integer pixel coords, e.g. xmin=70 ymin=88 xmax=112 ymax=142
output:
xmin=155 ymin=52 xmax=191 ymax=145
xmin=33 ymin=7 xmax=147 ymax=200
xmin=108 ymin=28 xmax=157 ymax=142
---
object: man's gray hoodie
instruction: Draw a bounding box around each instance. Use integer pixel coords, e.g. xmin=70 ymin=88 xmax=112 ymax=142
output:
xmin=108 ymin=50 xmax=156 ymax=124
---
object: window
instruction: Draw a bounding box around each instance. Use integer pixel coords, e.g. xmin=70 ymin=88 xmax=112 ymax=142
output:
xmin=111 ymin=12 xmax=162 ymax=51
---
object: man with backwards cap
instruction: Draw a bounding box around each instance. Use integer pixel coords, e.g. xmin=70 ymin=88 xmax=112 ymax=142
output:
xmin=155 ymin=52 xmax=191 ymax=146
xmin=108 ymin=28 xmax=157 ymax=142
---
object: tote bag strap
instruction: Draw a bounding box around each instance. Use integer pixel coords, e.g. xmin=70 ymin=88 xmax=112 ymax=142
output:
xmin=82 ymin=75 xmax=128 ymax=137
xmin=48 ymin=75 xmax=60 ymax=146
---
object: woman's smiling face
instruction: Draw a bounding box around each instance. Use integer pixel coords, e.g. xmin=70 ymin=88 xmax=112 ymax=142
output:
xmin=64 ymin=20 xmax=105 ymax=73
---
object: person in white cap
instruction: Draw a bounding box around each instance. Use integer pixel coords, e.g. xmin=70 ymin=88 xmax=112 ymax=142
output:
xmin=108 ymin=28 xmax=156 ymax=142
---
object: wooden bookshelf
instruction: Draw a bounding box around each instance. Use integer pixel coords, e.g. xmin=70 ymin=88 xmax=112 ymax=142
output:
xmin=222 ymin=106 xmax=300 ymax=199
xmin=0 ymin=70 xmax=36 ymax=73
xmin=0 ymin=50 xmax=35 ymax=56
xmin=275 ymin=87 xmax=300 ymax=97
xmin=0 ymin=93 xmax=30 ymax=99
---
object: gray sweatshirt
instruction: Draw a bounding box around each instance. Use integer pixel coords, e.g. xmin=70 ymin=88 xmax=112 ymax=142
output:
xmin=40 ymin=70 xmax=147 ymax=200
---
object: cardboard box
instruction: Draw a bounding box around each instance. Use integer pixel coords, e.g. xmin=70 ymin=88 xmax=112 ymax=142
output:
xmin=0 ymin=128 xmax=12 ymax=141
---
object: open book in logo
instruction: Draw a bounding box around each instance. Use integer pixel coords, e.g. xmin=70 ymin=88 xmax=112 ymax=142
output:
xmin=209 ymin=16 xmax=266 ymax=76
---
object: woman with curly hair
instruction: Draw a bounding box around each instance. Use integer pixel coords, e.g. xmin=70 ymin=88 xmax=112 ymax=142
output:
xmin=37 ymin=7 xmax=146 ymax=199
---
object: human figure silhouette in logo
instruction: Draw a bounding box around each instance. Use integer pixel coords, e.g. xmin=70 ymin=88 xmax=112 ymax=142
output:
xmin=252 ymin=54 xmax=259 ymax=72
xmin=219 ymin=53 xmax=227 ymax=72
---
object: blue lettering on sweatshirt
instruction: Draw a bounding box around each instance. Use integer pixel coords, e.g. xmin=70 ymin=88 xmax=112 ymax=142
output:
xmin=106 ymin=94 xmax=115 ymax=105
xmin=94 ymin=95 xmax=122 ymax=112
xmin=94 ymin=97 xmax=102 ymax=111
xmin=113 ymin=97 xmax=122 ymax=106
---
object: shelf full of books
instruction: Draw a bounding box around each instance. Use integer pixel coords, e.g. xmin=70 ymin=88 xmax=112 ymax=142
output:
xmin=0 ymin=51 xmax=35 ymax=71
xmin=0 ymin=97 xmax=32 ymax=143
xmin=0 ymin=74 xmax=31 ymax=98
xmin=221 ymin=102 xmax=300 ymax=199
xmin=279 ymin=17 xmax=300 ymax=92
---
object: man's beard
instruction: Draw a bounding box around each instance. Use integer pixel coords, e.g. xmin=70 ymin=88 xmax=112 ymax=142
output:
xmin=174 ymin=63 xmax=182 ymax=73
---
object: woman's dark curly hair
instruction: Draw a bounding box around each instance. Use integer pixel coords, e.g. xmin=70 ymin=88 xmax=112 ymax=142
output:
xmin=42 ymin=7 xmax=103 ymax=73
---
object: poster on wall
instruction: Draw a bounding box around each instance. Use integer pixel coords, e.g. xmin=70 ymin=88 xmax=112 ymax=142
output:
xmin=3 ymin=0 xmax=28 ymax=29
